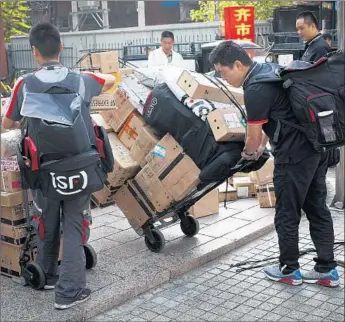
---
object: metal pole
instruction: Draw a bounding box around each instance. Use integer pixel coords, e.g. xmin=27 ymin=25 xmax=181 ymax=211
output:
xmin=137 ymin=1 xmax=145 ymax=28
xmin=331 ymin=0 xmax=345 ymax=211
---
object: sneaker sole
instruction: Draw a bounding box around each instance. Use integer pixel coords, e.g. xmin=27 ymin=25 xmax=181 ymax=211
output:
xmin=44 ymin=285 xmax=55 ymax=290
xmin=303 ymin=279 xmax=340 ymax=288
xmin=54 ymin=295 xmax=90 ymax=310
xmin=265 ymin=273 xmax=302 ymax=286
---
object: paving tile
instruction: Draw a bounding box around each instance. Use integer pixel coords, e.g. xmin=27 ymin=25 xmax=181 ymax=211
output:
xmin=150 ymin=305 xmax=170 ymax=315
xmin=185 ymin=307 xmax=207 ymax=318
xmin=328 ymin=312 xmax=345 ymax=322
xmin=151 ymin=296 xmax=168 ymax=305
xmin=258 ymin=302 xmax=277 ymax=312
xmin=88 ymin=225 xmax=121 ymax=242
xmin=248 ymin=308 xmax=268 ymax=319
xmin=199 ymin=217 xmax=249 ymax=238
xmin=200 ymin=311 xmax=220 ymax=321
xmin=305 ymin=298 xmax=325 ymax=308
xmin=233 ymin=206 xmax=274 ymax=222
xmin=245 ymin=299 xmax=262 ymax=308
xmin=224 ymin=198 xmax=259 ymax=211
xmin=88 ymin=238 xmax=121 ymax=254
xmin=92 ymin=213 xmax=122 ymax=228
xmin=107 ymin=218 xmax=132 ymax=230
xmin=152 ymin=316 xmax=171 ymax=322
xmin=197 ymin=207 xmax=241 ymax=225
xmin=261 ymin=312 xmax=282 ymax=321
xmin=106 ymin=229 xmax=142 ymax=244
xmin=162 ymin=309 xmax=182 ymax=320
xmin=233 ymin=304 xmax=254 ymax=314
xmin=309 ymin=308 xmax=331 ymax=318
xmin=97 ymin=238 xmax=147 ymax=265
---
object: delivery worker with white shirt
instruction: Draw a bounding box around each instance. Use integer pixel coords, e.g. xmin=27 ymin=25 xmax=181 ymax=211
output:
xmin=148 ymin=31 xmax=184 ymax=68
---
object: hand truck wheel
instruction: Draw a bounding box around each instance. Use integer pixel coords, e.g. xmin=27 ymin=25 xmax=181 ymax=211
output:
xmin=84 ymin=244 xmax=97 ymax=269
xmin=144 ymin=229 xmax=165 ymax=253
xmin=180 ymin=215 xmax=200 ymax=237
xmin=26 ymin=262 xmax=46 ymax=290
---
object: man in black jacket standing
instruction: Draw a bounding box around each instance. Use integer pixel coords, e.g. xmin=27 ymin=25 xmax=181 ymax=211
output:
xmin=296 ymin=11 xmax=331 ymax=62
xmin=209 ymin=41 xmax=339 ymax=288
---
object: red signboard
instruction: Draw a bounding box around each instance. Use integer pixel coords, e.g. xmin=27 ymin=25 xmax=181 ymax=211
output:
xmin=223 ymin=6 xmax=255 ymax=42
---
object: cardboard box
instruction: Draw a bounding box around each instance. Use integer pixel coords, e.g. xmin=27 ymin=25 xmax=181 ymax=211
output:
xmin=130 ymin=126 xmax=160 ymax=168
xmin=160 ymin=155 xmax=200 ymax=201
xmin=91 ymin=94 xmax=117 ymax=111
xmin=254 ymin=158 xmax=274 ymax=185
xmin=1 ymin=171 xmax=22 ymax=193
xmin=1 ymin=202 xmax=32 ymax=226
xmin=0 ymin=223 xmax=26 ymax=245
xmin=91 ymin=114 xmax=113 ymax=133
xmin=100 ymin=92 xmax=135 ymax=133
xmin=207 ymin=108 xmax=246 ymax=142
xmin=80 ymin=51 xmax=119 ymax=73
xmin=92 ymin=184 xmax=117 ymax=205
xmin=145 ymin=134 xmax=183 ymax=175
xmin=257 ymin=184 xmax=276 ymax=208
xmin=133 ymin=165 xmax=174 ymax=213
xmin=146 ymin=134 xmax=200 ymax=201
xmin=114 ymin=181 xmax=153 ymax=230
xmin=0 ymin=241 xmax=37 ymax=276
xmin=118 ymin=111 xmax=146 ymax=150
xmin=189 ymin=189 xmax=219 ymax=218
xmin=119 ymin=68 xmax=133 ymax=76
xmin=177 ymin=70 xmax=244 ymax=105
xmin=107 ymin=133 xmax=140 ymax=188
xmin=1 ymin=156 xmax=19 ymax=172
xmin=233 ymin=177 xmax=256 ymax=199
xmin=218 ymin=182 xmax=238 ymax=202
xmin=1 ymin=129 xmax=21 ymax=158
xmin=1 ymin=190 xmax=32 ymax=207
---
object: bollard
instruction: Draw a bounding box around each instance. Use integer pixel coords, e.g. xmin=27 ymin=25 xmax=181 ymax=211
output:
xmin=331 ymin=1 xmax=345 ymax=211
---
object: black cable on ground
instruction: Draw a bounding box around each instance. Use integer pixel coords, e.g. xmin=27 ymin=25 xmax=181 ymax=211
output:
xmin=229 ymin=241 xmax=345 ymax=272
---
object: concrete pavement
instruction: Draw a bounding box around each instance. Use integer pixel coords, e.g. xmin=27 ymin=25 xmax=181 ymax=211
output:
xmin=0 ymin=196 xmax=276 ymax=321
xmin=0 ymin=169 xmax=340 ymax=321
xmin=92 ymin=210 xmax=344 ymax=322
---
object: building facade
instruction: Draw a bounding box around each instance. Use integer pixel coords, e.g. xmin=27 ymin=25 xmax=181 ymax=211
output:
xmin=44 ymin=1 xmax=199 ymax=32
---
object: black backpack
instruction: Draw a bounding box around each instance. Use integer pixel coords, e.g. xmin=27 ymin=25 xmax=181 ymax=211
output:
xmin=246 ymin=51 xmax=345 ymax=152
xmin=18 ymin=72 xmax=114 ymax=200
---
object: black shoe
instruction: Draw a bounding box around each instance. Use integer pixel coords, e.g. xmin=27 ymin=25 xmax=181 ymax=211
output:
xmin=44 ymin=275 xmax=59 ymax=290
xmin=54 ymin=288 xmax=91 ymax=310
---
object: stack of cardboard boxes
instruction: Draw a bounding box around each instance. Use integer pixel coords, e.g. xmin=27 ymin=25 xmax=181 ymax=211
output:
xmin=0 ymin=157 xmax=36 ymax=277
xmin=82 ymin=52 xmax=223 ymax=225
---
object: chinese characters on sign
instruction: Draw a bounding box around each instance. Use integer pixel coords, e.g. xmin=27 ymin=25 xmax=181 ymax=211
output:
xmin=224 ymin=6 xmax=255 ymax=42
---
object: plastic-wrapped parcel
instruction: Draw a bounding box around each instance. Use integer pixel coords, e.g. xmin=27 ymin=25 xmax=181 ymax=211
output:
xmin=1 ymin=129 xmax=21 ymax=158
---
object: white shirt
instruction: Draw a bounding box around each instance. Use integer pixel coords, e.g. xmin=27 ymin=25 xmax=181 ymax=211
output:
xmin=148 ymin=47 xmax=184 ymax=68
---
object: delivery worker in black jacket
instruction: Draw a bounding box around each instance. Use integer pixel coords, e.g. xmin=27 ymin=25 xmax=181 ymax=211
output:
xmin=296 ymin=11 xmax=331 ymax=62
xmin=209 ymin=41 xmax=339 ymax=288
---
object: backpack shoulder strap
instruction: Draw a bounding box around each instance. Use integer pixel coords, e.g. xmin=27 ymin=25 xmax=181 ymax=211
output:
xmin=245 ymin=63 xmax=282 ymax=88
xmin=22 ymin=69 xmax=83 ymax=96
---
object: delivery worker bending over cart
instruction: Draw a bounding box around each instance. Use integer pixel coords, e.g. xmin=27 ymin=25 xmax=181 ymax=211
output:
xmin=2 ymin=22 xmax=116 ymax=309
xmin=209 ymin=41 xmax=339 ymax=287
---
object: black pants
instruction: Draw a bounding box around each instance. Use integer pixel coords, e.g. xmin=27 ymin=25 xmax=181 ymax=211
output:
xmin=273 ymin=152 xmax=337 ymax=273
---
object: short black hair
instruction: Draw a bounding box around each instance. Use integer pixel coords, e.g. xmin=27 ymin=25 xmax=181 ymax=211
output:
xmin=209 ymin=41 xmax=252 ymax=67
xmin=296 ymin=11 xmax=319 ymax=29
xmin=322 ymin=32 xmax=332 ymax=41
xmin=29 ymin=22 xmax=61 ymax=59
xmin=161 ymin=31 xmax=174 ymax=41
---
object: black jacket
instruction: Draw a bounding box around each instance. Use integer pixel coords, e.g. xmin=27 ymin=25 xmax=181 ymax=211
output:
xmin=300 ymin=34 xmax=330 ymax=63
